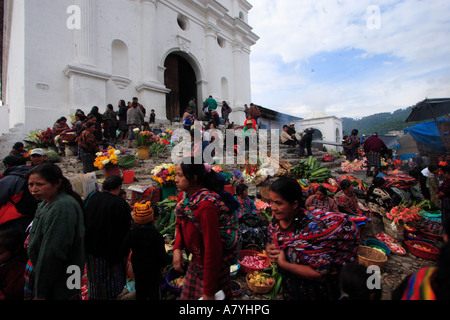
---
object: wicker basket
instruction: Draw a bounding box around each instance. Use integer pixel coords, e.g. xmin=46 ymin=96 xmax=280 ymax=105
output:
xmin=404 ymin=240 xmax=440 ymax=261
xmin=358 ymin=245 xmax=388 ymax=269
xmin=246 ymin=272 xmax=275 ymax=294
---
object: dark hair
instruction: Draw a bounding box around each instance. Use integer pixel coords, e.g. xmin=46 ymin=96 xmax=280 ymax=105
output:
xmin=119 ymin=100 xmax=126 ymax=107
xmin=85 ymin=122 xmax=95 ymax=129
xmin=180 ymin=157 xmax=218 ymax=192
xmin=57 ymin=117 xmax=67 ymax=123
xmin=372 ymin=177 xmax=386 ymax=188
xmin=339 ymin=264 xmax=381 ymax=300
xmin=78 ymin=114 xmax=87 ymax=122
xmin=107 ymin=104 xmax=113 ymax=110
xmin=236 ymin=183 xmax=248 ymax=196
xmin=316 ymin=186 xmax=328 ymax=196
xmin=103 ymin=175 xmax=122 ymax=191
xmin=90 ymin=106 xmax=99 ymax=114
xmin=340 ymin=179 xmax=353 ymax=190
xmin=270 ymin=177 xmax=304 ymax=208
xmin=351 ymin=129 xmax=359 ymax=136
xmin=13 ymin=142 xmax=24 ymax=150
xmin=428 ymin=165 xmax=439 ymax=173
xmin=0 ymin=228 xmax=27 ymax=261
xmin=3 ymin=155 xmax=26 ymax=166
xmin=25 ymin=163 xmax=84 ymax=209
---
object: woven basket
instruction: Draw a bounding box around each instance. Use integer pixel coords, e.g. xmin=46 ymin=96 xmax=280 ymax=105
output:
xmin=404 ymin=240 xmax=440 ymax=261
xmin=358 ymin=245 xmax=388 ymax=269
xmin=246 ymin=272 xmax=275 ymax=294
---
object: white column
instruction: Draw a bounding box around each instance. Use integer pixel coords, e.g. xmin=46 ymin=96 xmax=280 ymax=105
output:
xmin=75 ymin=0 xmax=96 ymax=67
xmin=232 ymin=41 xmax=244 ymax=107
xmin=141 ymin=0 xmax=158 ymax=82
xmin=204 ymin=24 xmax=219 ymax=98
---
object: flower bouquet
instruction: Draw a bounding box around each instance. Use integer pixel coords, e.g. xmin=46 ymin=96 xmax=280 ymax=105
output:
xmin=151 ymin=163 xmax=176 ymax=188
xmin=242 ymin=164 xmax=268 ymax=185
xmin=255 ymin=199 xmax=272 ymax=222
xmin=386 ymin=203 xmax=421 ymax=224
xmin=137 ymin=130 xmax=156 ymax=147
xmin=25 ymin=128 xmax=56 ymax=148
xmin=94 ymin=146 xmax=121 ymax=170
xmin=149 ymin=140 xmax=168 ymax=158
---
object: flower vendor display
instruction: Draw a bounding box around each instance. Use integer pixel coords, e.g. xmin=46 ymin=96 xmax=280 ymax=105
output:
xmin=383 ymin=203 xmax=421 ymax=241
xmin=94 ymin=146 xmax=121 ymax=170
xmin=151 ymin=163 xmax=176 ymax=188
xmin=386 ymin=204 xmax=421 ymax=225
xmin=137 ymin=130 xmax=156 ymax=147
xmin=25 ymin=128 xmax=57 ymax=148
xmin=149 ymin=140 xmax=168 ymax=158
xmin=152 ymin=163 xmax=177 ymax=199
xmin=241 ymin=163 xmax=268 ymax=185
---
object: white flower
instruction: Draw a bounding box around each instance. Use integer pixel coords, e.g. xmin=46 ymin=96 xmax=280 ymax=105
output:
xmin=96 ymin=152 xmax=103 ymax=157
xmin=133 ymin=128 xmax=140 ymax=133
xmin=102 ymin=159 xmax=110 ymax=165
xmin=114 ymin=150 xmax=121 ymax=155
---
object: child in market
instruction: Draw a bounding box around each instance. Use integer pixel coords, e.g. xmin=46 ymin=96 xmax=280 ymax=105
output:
xmin=123 ymin=202 xmax=170 ymax=300
xmin=0 ymin=228 xmax=27 ymax=300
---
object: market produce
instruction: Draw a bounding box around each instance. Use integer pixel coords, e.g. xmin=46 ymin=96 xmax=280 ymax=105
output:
xmin=155 ymin=197 xmax=178 ymax=237
xmin=291 ymin=156 xmax=331 ymax=182
xmin=247 ymin=271 xmax=275 ymax=287
xmin=170 ymin=275 xmax=185 ymax=288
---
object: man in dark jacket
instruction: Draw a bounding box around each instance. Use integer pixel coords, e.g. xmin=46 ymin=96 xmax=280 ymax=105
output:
xmin=0 ymin=156 xmax=36 ymax=237
xmin=363 ymin=132 xmax=389 ymax=177
xmin=299 ymin=128 xmax=314 ymax=157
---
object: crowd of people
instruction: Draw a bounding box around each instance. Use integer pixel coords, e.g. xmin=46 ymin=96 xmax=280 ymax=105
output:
xmin=1 ymin=101 xmax=450 ymax=302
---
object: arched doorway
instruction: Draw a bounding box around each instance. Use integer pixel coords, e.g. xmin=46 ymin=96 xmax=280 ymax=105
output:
xmin=312 ymin=128 xmax=324 ymax=150
xmin=164 ymin=52 xmax=197 ymax=120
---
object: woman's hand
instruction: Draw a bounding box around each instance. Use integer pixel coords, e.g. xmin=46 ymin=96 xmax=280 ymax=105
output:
xmin=265 ymin=243 xmax=280 ymax=263
xmin=172 ymin=249 xmax=185 ymax=272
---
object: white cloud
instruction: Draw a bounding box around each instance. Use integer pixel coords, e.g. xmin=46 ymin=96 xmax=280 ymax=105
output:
xmin=248 ymin=0 xmax=450 ymax=119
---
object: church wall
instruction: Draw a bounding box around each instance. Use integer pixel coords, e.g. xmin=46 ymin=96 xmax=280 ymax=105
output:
xmin=3 ymin=0 xmax=257 ymax=137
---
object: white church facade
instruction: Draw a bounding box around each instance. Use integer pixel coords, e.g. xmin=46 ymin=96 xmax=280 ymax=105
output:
xmin=1 ymin=0 xmax=259 ymax=138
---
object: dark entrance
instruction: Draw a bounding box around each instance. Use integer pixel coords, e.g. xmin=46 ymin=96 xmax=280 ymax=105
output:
xmin=164 ymin=53 xmax=197 ymax=121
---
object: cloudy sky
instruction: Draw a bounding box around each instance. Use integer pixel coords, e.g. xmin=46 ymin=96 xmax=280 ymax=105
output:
xmin=248 ymin=0 xmax=450 ymax=119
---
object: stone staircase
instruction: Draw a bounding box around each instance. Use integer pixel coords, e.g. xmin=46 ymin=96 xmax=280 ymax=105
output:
xmin=56 ymin=122 xmax=347 ymax=197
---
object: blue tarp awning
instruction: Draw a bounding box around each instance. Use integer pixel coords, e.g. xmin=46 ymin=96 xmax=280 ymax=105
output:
xmin=404 ymin=119 xmax=447 ymax=152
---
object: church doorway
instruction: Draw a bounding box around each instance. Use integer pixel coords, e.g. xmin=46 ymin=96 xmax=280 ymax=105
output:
xmin=164 ymin=52 xmax=197 ymax=121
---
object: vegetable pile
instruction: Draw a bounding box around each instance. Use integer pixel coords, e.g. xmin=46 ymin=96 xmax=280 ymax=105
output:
xmin=291 ymin=156 xmax=331 ymax=183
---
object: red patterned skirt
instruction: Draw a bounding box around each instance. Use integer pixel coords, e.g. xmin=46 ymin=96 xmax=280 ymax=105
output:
xmin=180 ymin=260 xmax=232 ymax=300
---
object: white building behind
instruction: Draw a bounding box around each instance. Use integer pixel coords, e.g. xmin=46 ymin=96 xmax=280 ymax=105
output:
xmin=1 ymin=0 xmax=259 ymax=144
